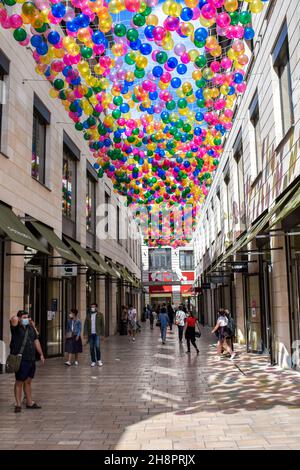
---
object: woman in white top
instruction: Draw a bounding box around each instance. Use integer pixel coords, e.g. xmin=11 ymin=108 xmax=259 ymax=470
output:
xmin=175 ymin=305 xmax=187 ymax=343
xmin=211 ymin=309 xmax=235 ymax=360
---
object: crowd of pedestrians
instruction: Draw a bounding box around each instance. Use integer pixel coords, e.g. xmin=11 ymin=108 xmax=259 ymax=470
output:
xmin=7 ymin=301 xmax=236 ymax=412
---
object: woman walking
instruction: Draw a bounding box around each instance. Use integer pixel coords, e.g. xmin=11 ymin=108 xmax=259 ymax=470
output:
xmin=184 ymin=311 xmax=200 ymax=354
xmin=128 ymin=305 xmax=137 ymax=342
xmin=211 ymin=309 xmax=235 ymax=360
xmin=158 ymin=304 xmax=169 ymax=344
xmin=65 ymin=309 xmax=82 ymax=366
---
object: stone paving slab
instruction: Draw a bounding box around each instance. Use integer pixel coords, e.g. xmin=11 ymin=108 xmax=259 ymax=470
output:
xmin=1 ymin=325 xmax=300 ymax=450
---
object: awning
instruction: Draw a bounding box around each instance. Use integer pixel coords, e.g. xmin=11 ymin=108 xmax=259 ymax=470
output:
xmin=120 ymin=266 xmax=133 ymax=284
xmin=64 ymin=237 xmax=102 ymax=272
xmin=0 ymin=203 xmax=49 ymax=254
xmin=89 ymin=251 xmax=115 ymax=276
xmin=108 ymin=260 xmax=122 ymax=278
xmin=31 ymin=221 xmax=80 ymax=264
xmin=269 ymin=184 xmax=300 ymax=230
xmin=216 ymin=183 xmax=300 ymax=266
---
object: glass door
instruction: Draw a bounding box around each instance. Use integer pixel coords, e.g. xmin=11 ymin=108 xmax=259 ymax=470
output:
xmin=244 ymin=273 xmax=263 ymax=353
xmin=24 ymin=271 xmax=43 ymax=336
xmin=287 ymin=235 xmax=300 ymax=363
xmin=46 ymin=278 xmax=63 ymax=357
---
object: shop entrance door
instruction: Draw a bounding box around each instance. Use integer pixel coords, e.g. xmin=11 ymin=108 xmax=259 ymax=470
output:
xmin=105 ymin=276 xmax=110 ymax=337
xmin=244 ymin=273 xmax=263 ymax=353
xmin=24 ymin=271 xmax=44 ymax=342
xmin=46 ymin=279 xmax=63 ymax=357
xmin=288 ymin=256 xmax=300 ymax=356
xmin=244 ymin=269 xmax=272 ymax=355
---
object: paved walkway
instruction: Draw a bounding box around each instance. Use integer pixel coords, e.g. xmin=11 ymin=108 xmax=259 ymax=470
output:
xmin=1 ymin=324 xmax=300 ymax=450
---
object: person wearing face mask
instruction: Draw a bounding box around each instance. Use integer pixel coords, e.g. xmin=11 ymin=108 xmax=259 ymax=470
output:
xmin=9 ymin=310 xmax=45 ymax=413
xmin=83 ymin=303 xmax=104 ymax=367
xmin=64 ymin=309 xmax=82 ymax=366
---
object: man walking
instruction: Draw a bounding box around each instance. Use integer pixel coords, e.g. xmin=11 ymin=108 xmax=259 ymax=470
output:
xmin=10 ymin=310 xmax=45 ymax=413
xmin=84 ymin=303 xmax=104 ymax=367
xmin=159 ymin=304 xmax=169 ymax=344
xmin=167 ymin=303 xmax=175 ymax=331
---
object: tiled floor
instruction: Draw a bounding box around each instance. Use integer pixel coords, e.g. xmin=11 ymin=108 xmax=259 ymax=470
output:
xmin=1 ymin=325 xmax=300 ymax=450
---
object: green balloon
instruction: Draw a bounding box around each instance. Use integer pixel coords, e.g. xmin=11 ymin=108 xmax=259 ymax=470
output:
xmin=239 ymin=11 xmax=251 ymax=25
xmin=133 ymin=14 xmax=146 ymax=27
xmin=126 ymin=29 xmax=139 ymax=42
xmin=34 ymin=24 xmax=47 ymax=33
xmin=113 ymin=96 xmax=123 ymax=106
xmin=134 ymin=68 xmax=145 ymax=78
xmin=4 ymin=0 xmax=16 ymax=5
xmin=112 ymin=109 xmax=121 ymax=119
xmin=141 ymin=6 xmax=151 ymax=17
xmin=177 ymin=98 xmax=187 ymax=109
xmin=166 ymin=100 xmax=176 ymax=111
xmin=156 ymin=51 xmax=168 ymax=64
xmin=229 ymin=11 xmax=239 ymax=25
xmin=13 ymin=28 xmax=27 ymax=42
xmin=75 ymin=122 xmax=83 ymax=131
xmin=195 ymin=55 xmax=207 ymax=68
xmin=81 ymin=46 xmax=93 ymax=59
xmin=114 ymin=23 xmax=126 ymax=37
xmin=53 ymin=79 xmax=64 ymax=90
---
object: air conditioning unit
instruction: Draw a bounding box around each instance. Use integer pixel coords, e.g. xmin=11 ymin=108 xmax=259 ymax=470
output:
xmin=60 ymin=266 xmax=78 ymax=277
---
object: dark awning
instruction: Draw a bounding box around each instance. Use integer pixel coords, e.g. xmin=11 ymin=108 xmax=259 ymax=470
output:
xmin=64 ymin=237 xmax=102 ymax=272
xmin=0 ymin=203 xmax=49 ymax=254
xmin=88 ymin=251 xmax=112 ymax=275
xmin=269 ymin=184 xmax=300 ymax=230
xmin=108 ymin=260 xmax=122 ymax=278
xmin=31 ymin=221 xmax=80 ymax=264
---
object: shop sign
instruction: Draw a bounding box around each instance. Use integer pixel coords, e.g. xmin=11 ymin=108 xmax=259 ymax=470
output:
xmin=231 ymin=262 xmax=248 ymax=274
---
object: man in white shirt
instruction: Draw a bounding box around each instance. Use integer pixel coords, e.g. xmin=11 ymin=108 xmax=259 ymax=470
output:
xmin=175 ymin=306 xmax=187 ymax=343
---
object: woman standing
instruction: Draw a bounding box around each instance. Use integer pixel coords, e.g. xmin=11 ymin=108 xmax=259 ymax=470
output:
xmin=65 ymin=309 xmax=82 ymax=366
xmin=211 ymin=309 xmax=235 ymax=360
xmin=184 ymin=311 xmax=200 ymax=354
xmin=128 ymin=305 xmax=137 ymax=342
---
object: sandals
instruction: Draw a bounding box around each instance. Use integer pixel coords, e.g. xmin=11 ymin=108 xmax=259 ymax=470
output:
xmin=26 ymin=402 xmax=41 ymax=409
xmin=14 ymin=406 xmax=21 ymax=413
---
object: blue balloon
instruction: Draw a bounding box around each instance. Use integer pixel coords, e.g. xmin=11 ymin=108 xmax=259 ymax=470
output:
xmin=144 ymin=25 xmax=154 ymax=40
xmin=149 ymin=91 xmax=158 ymax=100
xmin=153 ymin=66 xmax=163 ymax=78
xmin=48 ymin=31 xmax=60 ymax=45
xmin=167 ymin=57 xmax=178 ymax=69
xmin=180 ymin=7 xmax=193 ymax=21
xmin=171 ymin=77 xmax=181 ymax=88
xmin=194 ymin=27 xmax=208 ymax=42
xmin=195 ymin=112 xmax=204 ymax=121
xmin=52 ymin=3 xmax=66 ymax=19
xmin=177 ymin=64 xmax=187 ymax=75
xmin=92 ymin=31 xmax=105 ymax=44
xmin=120 ymin=103 xmax=130 ymax=113
xmin=36 ymin=43 xmax=48 ymax=56
xmin=244 ymin=27 xmax=255 ymax=40
xmin=140 ymin=43 xmax=152 ymax=55
xmin=130 ymin=39 xmax=141 ymax=50
xmin=31 ymin=35 xmax=43 ymax=47
xmin=233 ymin=73 xmax=244 ymax=84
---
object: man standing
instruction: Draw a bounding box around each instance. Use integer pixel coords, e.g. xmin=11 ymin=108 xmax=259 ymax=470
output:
xmin=84 ymin=303 xmax=104 ymax=367
xmin=10 ymin=310 xmax=45 ymax=413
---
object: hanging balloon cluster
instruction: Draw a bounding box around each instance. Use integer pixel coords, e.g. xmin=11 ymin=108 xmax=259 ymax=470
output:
xmin=0 ymin=0 xmax=268 ymax=247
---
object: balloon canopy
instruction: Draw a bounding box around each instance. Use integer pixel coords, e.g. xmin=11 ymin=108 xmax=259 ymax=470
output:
xmin=0 ymin=0 xmax=269 ymax=246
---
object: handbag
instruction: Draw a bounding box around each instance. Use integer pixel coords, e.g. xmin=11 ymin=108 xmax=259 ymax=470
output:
xmin=195 ymin=331 xmax=201 ymax=338
xmin=66 ymin=331 xmax=73 ymax=339
xmin=6 ymin=328 xmax=29 ymax=373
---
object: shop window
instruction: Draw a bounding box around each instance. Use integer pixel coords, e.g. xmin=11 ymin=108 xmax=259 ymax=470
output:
xmin=105 ymin=192 xmax=110 ymax=233
xmin=0 ymin=241 xmax=4 ymax=341
xmin=62 ymin=145 xmax=77 ymax=222
xmin=149 ymin=248 xmax=172 ymax=270
xmin=249 ymin=93 xmax=262 ymax=178
xmin=31 ymin=95 xmax=50 ymax=184
xmin=0 ymin=49 xmax=9 ymax=154
xmin=273 ymin=23 xmax=294 ymax=139
xmin=117 ymin=206 xmax=121 ymax=244
xmin=86 ymin=172 xmax=96 ymax=245
xmin=234 ymin=139 xmax=245 ymax=229
xmin=179 ymin=251 xmax=194 ymax=271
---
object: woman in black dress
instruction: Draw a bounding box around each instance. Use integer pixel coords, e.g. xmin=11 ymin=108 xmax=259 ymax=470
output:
xmin=65 ymin=309 xmax=82 ymax=366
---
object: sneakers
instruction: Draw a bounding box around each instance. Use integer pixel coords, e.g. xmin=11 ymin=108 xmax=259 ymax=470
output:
xmin=132 ymin=337 xmax=135 ymax=342
xmin=64 ymin=361 xmax=71 ymax=366
xmin=74 ymin=361 xmax=79 ymax=366
xmin=230 ymin=353 xmax=236 ymax=360
xmin=97 ymin=360 xmax=103 ymax=367
xmin=91 ymin=362 xmax=96 ymax=367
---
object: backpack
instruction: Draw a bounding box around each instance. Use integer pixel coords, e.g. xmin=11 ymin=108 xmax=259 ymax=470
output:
xmin=225 ymin=317 xmax=235 ymax=337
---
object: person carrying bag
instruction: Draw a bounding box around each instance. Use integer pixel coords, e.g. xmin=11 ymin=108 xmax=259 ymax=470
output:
xmin=6 ymin=328 xmax=29 ymax=373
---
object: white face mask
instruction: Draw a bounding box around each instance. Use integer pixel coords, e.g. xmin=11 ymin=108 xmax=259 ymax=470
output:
xmin=91 ymin=308 xmax=96 ymax=313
